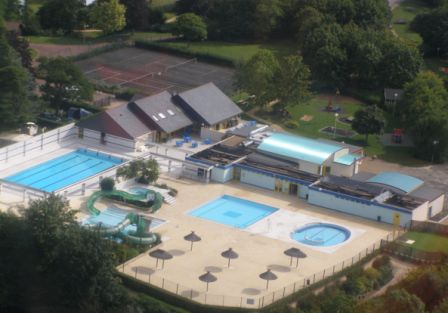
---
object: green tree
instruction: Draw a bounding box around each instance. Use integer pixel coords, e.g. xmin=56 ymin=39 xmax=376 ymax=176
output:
xmin=412 ymin=8 xmax=448 ymax=56
xmin=354 ymin=0 xmax=391 ymax=29
xmin=433 ymin=298 xmax=448 ymax=313
xmin=90 ymin=0 xmax=126 ymax=34
xmin=37 ymin=0 xmax=86 ymax=34
xmin=352 ymin=106 xmax=384 ymax=143
xmin=23 ymin=194 xmax=77 ymax=266
xmin=38 ymin=57 xmax=93 ymax=113
xmin=100 ymin=177 xmax=115 ymax=191
xmin=236 ymin=49 xmax=279 ymax=108
xmin=6 ymin=30 xmax=33 ymax=73
xmin=120 ymin=0 xmax=149 ymax=30
xmin=272 ymin=55 xmax=311 ymax=113
xmin=382 ymin=289 xmax=426 ymax=313
xmin=400 ymin=71 xmax=448 ymax=162
xmin=116 ymin=159 xmax=160 ymax=184
xmin=0 ymin=29 xmax=33 ymax=130
xmin=173 ymin=13 xmax=207 ymax=41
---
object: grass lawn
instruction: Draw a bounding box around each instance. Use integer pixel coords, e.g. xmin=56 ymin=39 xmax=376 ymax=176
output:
xmin=130 ymin=31 xmax=174 ymax=41
xmin=156 ymin=40 xmax=296 ymax=63
xmin=391 ymin=0 xmax=427 ymax=47
xmin=401 ymin=231 xmax=448 ymax=253
xmin=255 ymin=97 xmax=427 ymax=166
xmin=150 ymin=0 xmax=177 ymax=9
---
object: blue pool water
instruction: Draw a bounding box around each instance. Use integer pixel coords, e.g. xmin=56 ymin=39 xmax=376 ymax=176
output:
xmin=292 ymin=223 xmax=350 ymax=247
xmin=6 ymin=149 xmax=123 ymax=192
xmin=189 ymin=195 xmax=278 ymax=229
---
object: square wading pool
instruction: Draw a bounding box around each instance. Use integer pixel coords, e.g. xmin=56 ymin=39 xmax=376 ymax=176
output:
xmin=188 ymin=195 xmax=278 ymax=228
xmin=5 ymin=148 xmax=123 ymax=192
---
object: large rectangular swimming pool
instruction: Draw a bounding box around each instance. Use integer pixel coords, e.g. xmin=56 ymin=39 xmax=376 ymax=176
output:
xmin=189 ymin=195 xmax=278 ymax=229
xmin=5 ymin=149 xmax=123 ymax=192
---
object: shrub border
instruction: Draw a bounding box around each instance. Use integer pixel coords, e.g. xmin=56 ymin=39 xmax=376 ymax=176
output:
xmin=134 ymin=40 xmax=236 ymax=67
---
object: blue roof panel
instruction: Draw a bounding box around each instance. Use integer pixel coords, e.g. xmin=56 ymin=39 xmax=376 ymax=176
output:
xmin=334 ymin=153 xmax=360 ymax=165
xmin=257 ymin=133 xmax=342 ymax=165
xmin=367 ymin=172 xmax=424 ymax=193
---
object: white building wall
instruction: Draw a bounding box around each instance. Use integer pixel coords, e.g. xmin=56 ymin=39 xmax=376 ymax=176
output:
xmin=428 ymin=194 xmax=445 ymax=217
xmin=331 ymin=163 xmax=355 ymax=177
xmin=411 ymin=202 xmax=430 ymax=221
xmin=308 ymin=188 xmax=412 ymax=226
xmin=298 ymin=160 xmax=320 ymax=175
xmin=299 ymin=185 xmax=309 ymax=199
xmin=81 ymin=129 xmax=136 ymax=151
xmin=333 ymin=148 xmax=349 ymax=160
xmin=240 ymin=169 xmax=275 ymax=190
xmin=211 ymin=167 xmax=234 ymax=183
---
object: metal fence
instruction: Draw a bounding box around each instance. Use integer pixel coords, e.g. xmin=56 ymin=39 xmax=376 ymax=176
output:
xmin=121 ymin=230 xmax=403 ymax=309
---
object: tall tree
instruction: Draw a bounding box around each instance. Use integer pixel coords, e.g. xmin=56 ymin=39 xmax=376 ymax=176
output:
xmin=400 ymin=71 xmax=448 ymax=162
xmin=236 ymin=49 xmax=279 ymax=108
xmin=173 ymin=13 xmax=207 ymax=40
xmin=37 ymin=0 xmax=86 ymax=34
xmin=351 ymin=106 xmax=384 ymax=142
xmin=412 ymin=8 xmax=448 ymax=56
xmin=39 ymin=57 xmax=93 ymax=113
xmin=0 ymin=27 xmax=33 ymax=130
xmin=272 ymin=55 xmax=311 ymax=113
xmin=120 ymin=0 xmax=149 ymax=30
xmin=90 ymin=0 xmax=126 ymax=34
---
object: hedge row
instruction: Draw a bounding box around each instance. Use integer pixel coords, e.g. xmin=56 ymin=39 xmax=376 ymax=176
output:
xmin=135 ymin=40 xmax=236 ymax=67
xmin=70 ymin=42 xmax=130 ymax=62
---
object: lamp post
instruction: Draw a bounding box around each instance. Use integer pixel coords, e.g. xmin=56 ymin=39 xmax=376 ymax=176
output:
xmin=393 ymin=93 xmax=398 ymax=117
xmin=334 ymin=113 xmax=339 ymax=138
xmin=431 ymin=140 xmax=440 ymax=163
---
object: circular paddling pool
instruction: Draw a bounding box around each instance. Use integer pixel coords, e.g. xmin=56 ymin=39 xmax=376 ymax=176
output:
xmin=292 ymin=223 xmax=351 ymax=247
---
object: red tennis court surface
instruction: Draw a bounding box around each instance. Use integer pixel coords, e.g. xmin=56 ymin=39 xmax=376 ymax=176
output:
xmin=75 ymin=47 xmax=235 ymax=95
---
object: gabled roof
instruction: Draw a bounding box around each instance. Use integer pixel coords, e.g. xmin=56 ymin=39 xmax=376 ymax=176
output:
xmin=76 ymin=112 xmax=136 ymax=140
xmin=175 ymin=82 xmax=242 ymax=126
xmin=107 ymin=105 xmax=150 ymax=138
xmin=129 ymin=91 xmax=192 ymax=134
xmin=77 ymin=103 xmax=151 ymax=140
xmin=367 ymin=172 xmax=424 ymax=194
xmin=257 ymin=133 xmax=342 ymax=165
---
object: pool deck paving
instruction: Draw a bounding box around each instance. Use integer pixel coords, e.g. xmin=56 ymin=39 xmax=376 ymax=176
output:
xmin=120 ymin=177 xmax=393 ymax=307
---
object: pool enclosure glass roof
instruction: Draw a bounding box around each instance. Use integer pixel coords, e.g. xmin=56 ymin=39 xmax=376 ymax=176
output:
xmin=367 ymin=172 xmax=424 ymax=193
xmin=257 ymin=133 xmax=341 ymax=165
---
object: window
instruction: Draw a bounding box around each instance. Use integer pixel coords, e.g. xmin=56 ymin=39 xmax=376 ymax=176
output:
xmin=158 ymin=113 xmax=166 ymax=119
xmin=152 ymin=115 xmax=159 ymax=121
xmin=167 ymin=109 xmax=175 ymax=116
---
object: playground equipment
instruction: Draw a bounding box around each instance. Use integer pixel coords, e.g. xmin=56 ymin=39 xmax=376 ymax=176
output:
xmin=84 ymin=189 xmax=163 ymax=245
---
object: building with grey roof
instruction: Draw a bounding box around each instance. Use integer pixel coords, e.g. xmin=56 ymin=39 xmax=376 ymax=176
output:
xmin=174 ymin=82 xmax=242 ymax=128
xmin=76 ymin=83 xmax=242 ymax=149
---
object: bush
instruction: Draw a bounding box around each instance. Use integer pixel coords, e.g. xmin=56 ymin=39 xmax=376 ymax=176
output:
xmin=135 ymin=40 xmax=235 ymax=67
xmin=100 ymin=177 xmax=115 ymax=191
xmin=285 ymin=120 xmax=300 ymax=129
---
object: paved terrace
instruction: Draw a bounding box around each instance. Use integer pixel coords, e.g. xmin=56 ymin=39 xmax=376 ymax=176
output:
xmin=120 ymin=178 xmax=393 ymax=308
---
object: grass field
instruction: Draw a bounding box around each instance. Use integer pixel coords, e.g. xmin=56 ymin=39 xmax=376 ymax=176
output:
xmin=155 ymin=40 xmax=296 ymax=63
xmin=401 ymin=231 xmax=448 ymax=253
xmin=255 ymin=97 xmax=427 ymax=166
xmin=391 ymin=0 xmax=427 ymax=46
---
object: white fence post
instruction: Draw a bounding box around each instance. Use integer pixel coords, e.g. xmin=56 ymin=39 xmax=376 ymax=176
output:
xmin=82 ymin=183 xmax=86 ymax=195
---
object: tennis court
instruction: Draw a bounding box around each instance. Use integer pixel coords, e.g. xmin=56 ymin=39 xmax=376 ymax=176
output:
xmin=75 ymin=47 xmax=235 ymax=94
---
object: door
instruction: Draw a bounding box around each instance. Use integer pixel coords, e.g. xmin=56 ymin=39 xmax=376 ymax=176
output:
xmin=233 ymin=167 xmax=241 ymax=180
xmin=275 ymin=179 xmax=282 ymax=192
xmin=100 ymin=132 xmax=106 ymax=144
xmin=289 ymin=183 xmax=298 ymax=196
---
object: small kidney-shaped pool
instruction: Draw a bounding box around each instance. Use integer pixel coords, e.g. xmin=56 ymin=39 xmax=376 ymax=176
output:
xmin=292 ymin=223 xmax=351 ymax=247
